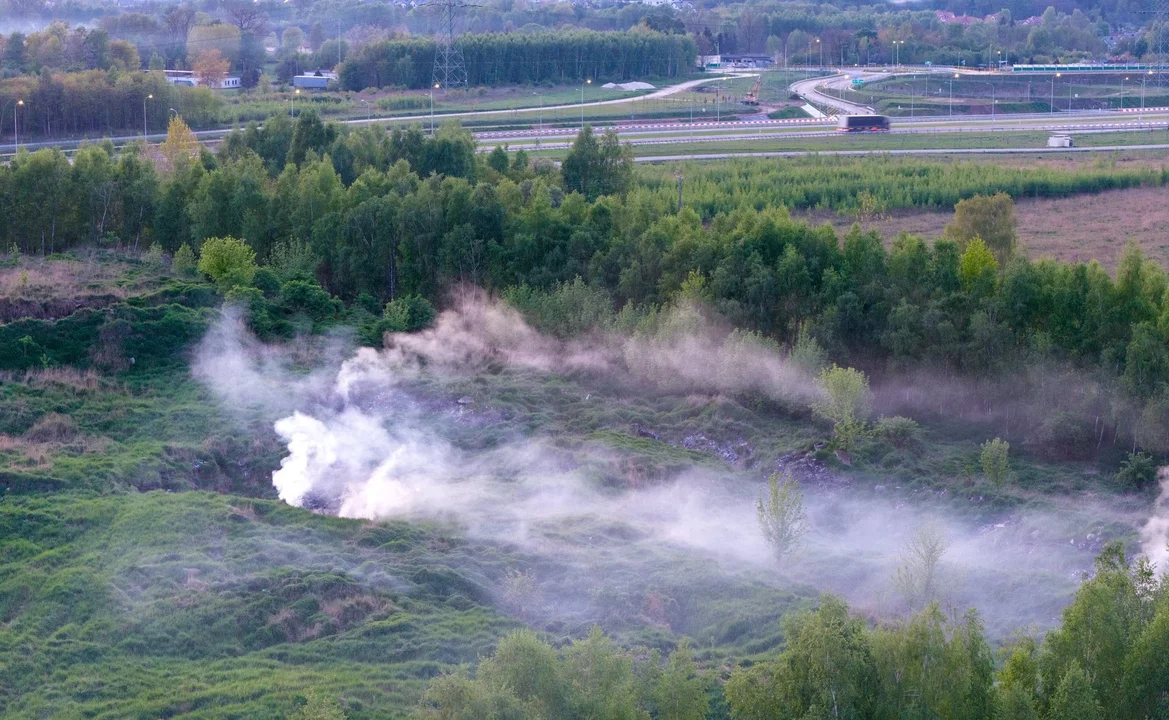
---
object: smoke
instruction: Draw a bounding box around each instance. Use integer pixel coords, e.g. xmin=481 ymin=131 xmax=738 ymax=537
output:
xmin=194 ymin=295 xmax=1139 ymax=637
xmin=1140 ymin=467 xmax=1169 ymax=570
xmin=357 ymin=290 xmax=822 ymax=407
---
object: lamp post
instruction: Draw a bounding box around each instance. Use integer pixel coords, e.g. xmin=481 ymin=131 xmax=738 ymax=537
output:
xmin=1121 ymin=76 xmax=1128 ymax=110
xmin=143 ymin=93 xmax=153 ymax=140
xmin=292 ymin=88 xmax=300 ymax=117
xmin=817 ymin=37 xmax=822 ymax=68
xmin=1050 ymin=72 xmax=1060 ymax=113
xmin=580 ymin=77 xmax=591 ymax=127
xmin=1141 ymin=70 xmax=1153 ymax=124
xmin=949 ymin=73 xmax=958 ymax=118
xmin=14 ymin=99 xmax=22 ymax=152
xmin=533 ymin=92 xmax=543 ymax=136
xmin=360 ymin=98 xmax=370 ymax=122
xmin=431 ymin=83 xmax=439 ymax=135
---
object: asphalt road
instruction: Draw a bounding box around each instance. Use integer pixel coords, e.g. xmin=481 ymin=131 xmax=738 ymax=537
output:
xmin=0 ymin=72 xmax=759 ymax=155
xmin=633 ymin=143 xmax=1169 ymax=162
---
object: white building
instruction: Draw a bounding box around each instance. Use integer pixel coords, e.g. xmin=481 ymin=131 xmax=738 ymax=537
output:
xmin=162 ymin=70 xmax=242 ymax=90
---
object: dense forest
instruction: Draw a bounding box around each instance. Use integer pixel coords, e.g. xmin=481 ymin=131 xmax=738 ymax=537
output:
xmin=338 ymin=31 xmax=698 ymax=91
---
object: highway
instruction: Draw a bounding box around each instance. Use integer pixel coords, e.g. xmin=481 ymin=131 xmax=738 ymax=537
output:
xmin=633 ymin=143 xmax=1169 ymax=163
xmin=0 ymin=72 xmax=759 ymax=155
xmin=5 ymin=66 xmax=1169 ymax=160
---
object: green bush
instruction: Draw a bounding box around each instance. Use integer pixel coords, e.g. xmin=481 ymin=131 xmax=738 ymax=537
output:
xmin=1028 ymin=412 xmax=1095 ymax=461
xmin=1115 ymin=451 xmax=1158 ymax=490
xmin=384 ymin=295 xmax=437 ymax=332
xmin=197 ymin=236 xmax=257 ymax=290
xmin=252 ymin=268 xmax=282 ymax=298
xmin=280 ymin=281 xmax=342 ymax=322
xmin=172 ymin=243 xmax=197 ymax=276
xmin=873 ymin=416 xmax=921 ymax=448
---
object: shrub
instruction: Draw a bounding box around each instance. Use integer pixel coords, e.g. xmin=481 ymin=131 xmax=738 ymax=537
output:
xmin=384 ymin=295 xmax=436 ymax=332
xmin=280 ymin=281 xmax=341 ymax=322
xmin=355 ymin=293 xmax=382 ymax=316
xmin=1115 ymin=451 xmax=1158 ymax=490
xmin=225 ymin=286 xmax=282 ymax=338
xmin=197 ymin=236 xmax=256 ymax=290
xmin=980 ymin=437 xmax=1011 ymax=487
xmin=252 ymin=268 xmax=282 ymax=298
xmin=268 ymin=238 xmax=318 ymax=282
xmin=873 ymin=416 xmax=921 ymax=448
xmin=504 ymin=280 xmax=614 ymax=338
xmin=1028 ymin=411 xmax=1095 ymax=461
xmin=812 ymin=365 xmax=873 ymax=450
xmin=172 ymin=243 xmax=197 ymax=276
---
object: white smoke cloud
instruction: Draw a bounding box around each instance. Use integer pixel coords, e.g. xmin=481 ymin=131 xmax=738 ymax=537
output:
xmin=1140 ymin=467 xmax=1169 ymax=571
xmin=193 ymin=296 xmax=1145 ymax=635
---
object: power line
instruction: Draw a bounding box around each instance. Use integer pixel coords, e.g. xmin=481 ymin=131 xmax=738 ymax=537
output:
xmin=427 ymin=0 xmax=475 ymax=90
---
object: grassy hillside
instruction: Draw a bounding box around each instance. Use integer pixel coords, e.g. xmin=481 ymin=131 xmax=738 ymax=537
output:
xmin=0 ymin=250 xmax=1155 ymax=718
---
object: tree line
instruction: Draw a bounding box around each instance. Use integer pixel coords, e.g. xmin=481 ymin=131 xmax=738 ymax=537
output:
xmin=338 ymin=30 xmax=697 ymax=91
xmin=0 ymin=70 xmax=222 ymax=142
xmin=2 ymin=113 xmax=1168 ymax=460
xmin=408 ymin=544 xmax=1168 ymax=720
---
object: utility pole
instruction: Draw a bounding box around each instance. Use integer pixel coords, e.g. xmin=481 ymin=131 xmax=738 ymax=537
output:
xmin=143 ymin=93 xmax=152 ymax=140
xmin=430 ymin=83 xmax=438 ymax=135
xmin=580 ymin=77 xmax=591 ymax=127
xmin=14 ymin=99 xmax=22 ymax=152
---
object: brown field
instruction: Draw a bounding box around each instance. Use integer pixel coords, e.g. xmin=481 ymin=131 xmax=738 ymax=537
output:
xmin=804 ymin=184 xmax=1169 ymax=270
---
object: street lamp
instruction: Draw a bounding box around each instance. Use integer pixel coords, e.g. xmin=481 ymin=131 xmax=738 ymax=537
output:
xmin=360 ymin=98 xmax=370 ymax=122
xmin=1050 ymin=72 xmax=1060 ymax=114
xmin=292 ymin=88 xmax=301 ymax=118
xmin=581 ymin=77 xmax=591 ymax=127
xmin=431 ymin=83 xmax=439 ymax=135
xmin=14 ymin=99 xmax=22 ymax=152
xmin=533 ymin=92 xmax=543 ymax=136
xmin=1141 ymin=70 xmax=1153 ymax=123
xmin=143 ymin=93 xmax=153 ymax=141
xmin=949 ymin=73 xmax=958 ymax=118
xmin=1122 ymin=76 xmax=1129 ymax=110
xmin=817 ymin=37 xmax=822 ymax=68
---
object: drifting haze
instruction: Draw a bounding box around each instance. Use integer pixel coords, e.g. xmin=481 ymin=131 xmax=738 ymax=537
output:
xmin=194 ymin=295 xmax=1155 ymax=634
xmin=1141 ymin=468 xmax=1169 ymax=570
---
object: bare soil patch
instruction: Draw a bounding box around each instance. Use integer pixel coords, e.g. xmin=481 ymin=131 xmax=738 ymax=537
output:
xmin=803 ymin=185 xmax=1169 ymax=270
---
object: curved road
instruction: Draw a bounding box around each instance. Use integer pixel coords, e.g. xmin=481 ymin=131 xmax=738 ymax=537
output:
xmin=0 ymin=72 xmax=758 ymax=154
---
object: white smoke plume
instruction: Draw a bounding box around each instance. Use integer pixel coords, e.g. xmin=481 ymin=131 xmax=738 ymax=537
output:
xmin=193 ymin=294 xmax=1144 ymax=635
xmin=1140 ymin=467 xmax=1169 ymax=570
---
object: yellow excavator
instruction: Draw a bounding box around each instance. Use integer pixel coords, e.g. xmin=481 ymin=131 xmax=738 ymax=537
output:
xmin=743 ymin=76 xmax=763 ymax=105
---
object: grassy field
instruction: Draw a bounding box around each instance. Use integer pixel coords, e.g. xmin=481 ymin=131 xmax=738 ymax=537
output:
xmin=843 ymin=73 xmax=1169 ymax=116
xmin=524 ymin=128 xmax=1169 ymax=160
xmin=802 ymin=182 xmax=1169 ymax=269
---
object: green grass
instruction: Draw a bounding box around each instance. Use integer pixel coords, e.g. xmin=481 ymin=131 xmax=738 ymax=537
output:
xmin=841 ymin=73 xmax=1169 ymax=116
xmin=520 ymin=128 xmax=1169 ymax=160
